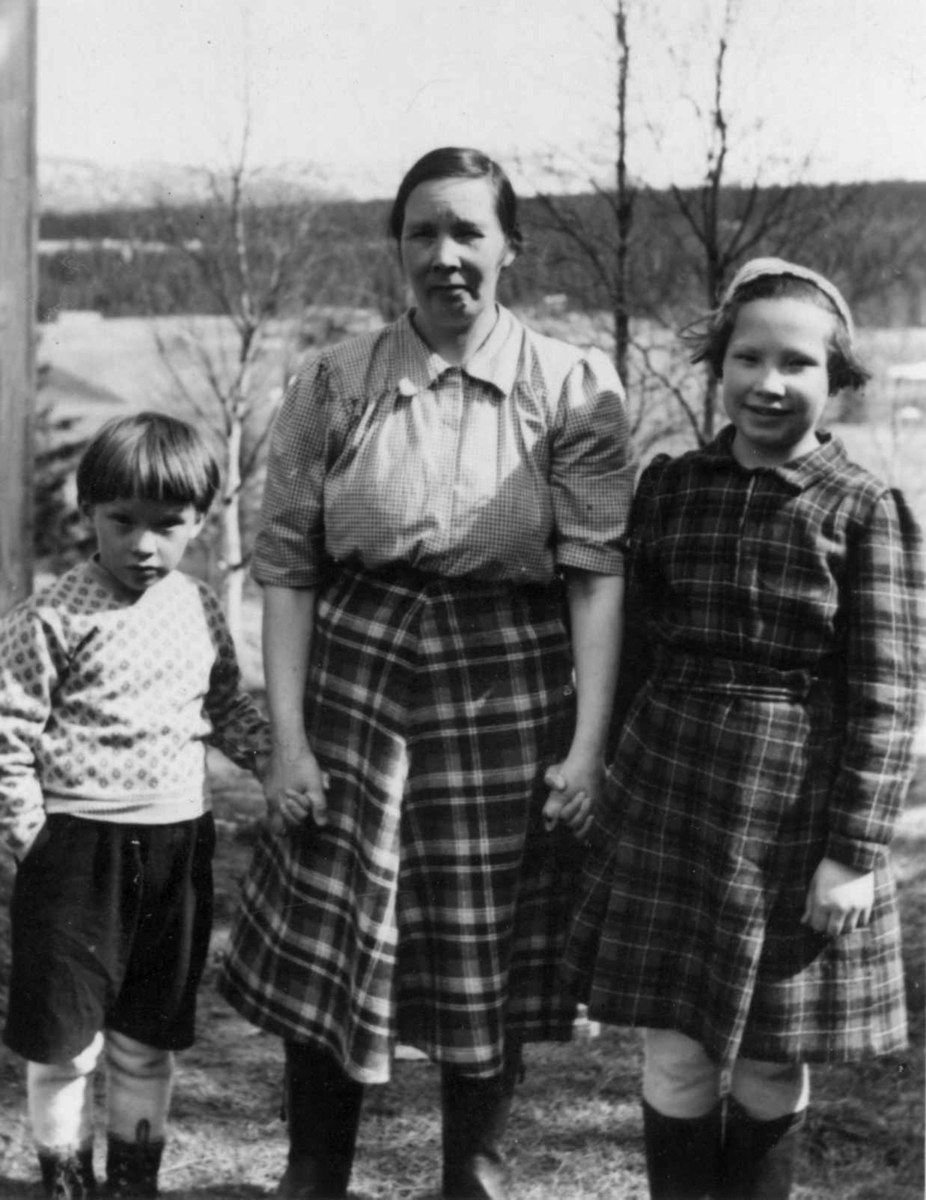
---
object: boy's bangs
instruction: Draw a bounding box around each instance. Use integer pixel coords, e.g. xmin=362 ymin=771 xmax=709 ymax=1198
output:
xmin=77 ymin=414 xmax=221 ymax=511
xmin=123 ymin=438 xmax=211 ymax=505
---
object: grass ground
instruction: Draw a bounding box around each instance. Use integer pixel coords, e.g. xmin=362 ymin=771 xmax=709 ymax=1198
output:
xmin=0 ymin=750 xmax=923 ymax=1199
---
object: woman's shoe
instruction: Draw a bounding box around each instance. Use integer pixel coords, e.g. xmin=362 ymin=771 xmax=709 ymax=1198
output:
xmin=440 ymin=1050 xmax=521 ymax=1200
xmin=277 ymin=1041 xmax=364 ymax=1199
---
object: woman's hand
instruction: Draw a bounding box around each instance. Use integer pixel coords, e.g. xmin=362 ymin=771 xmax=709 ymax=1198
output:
xmin=542 ymin=751 xmax=603 ymax=840
xmin=802 ymin=856 xmax=874 ymax=937
xmin=263 ymin=744 xmax=330 ymax=835
xmin=548 ymin=570 xmax=623 ymax=843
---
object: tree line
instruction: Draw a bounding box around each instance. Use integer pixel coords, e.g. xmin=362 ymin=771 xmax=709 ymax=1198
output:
xmin=37 ymin=179 xmax=926 ymax=330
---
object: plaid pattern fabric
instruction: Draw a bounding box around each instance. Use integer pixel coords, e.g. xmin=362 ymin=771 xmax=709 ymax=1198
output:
xmin=252 ymin=307 xmax=634 ymax=587
xmin=565 ymin=428 xmax=924 ymax=1064
xmin=220 ymin=567 xmax=582 ymax=1084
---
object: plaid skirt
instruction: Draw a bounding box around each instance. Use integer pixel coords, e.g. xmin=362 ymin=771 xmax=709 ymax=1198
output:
xmin=220 ymin=566 xmax=581 ymax=1083
xmin=563 ymin=658 xmax=908 ymax=1065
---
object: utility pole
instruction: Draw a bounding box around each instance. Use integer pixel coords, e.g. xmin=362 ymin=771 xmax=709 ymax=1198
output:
xmin=0 ymin=0 xmax=37 ymax=613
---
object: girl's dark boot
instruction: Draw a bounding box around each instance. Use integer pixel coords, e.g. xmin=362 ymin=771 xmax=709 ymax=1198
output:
xmin=102 ymin=1120 xmax=163 ymax=1197
xmin=641 ymin=1099 xmax=723 ymax=1200
xmin=38 ymin=1144 xmax=97 ymax=1199
xmin=440 ymin=1047 xmax=520 ymax=1200
xmin=277 ymin=1041 xmax=364 ymax=1200
xmin=717 ymin=1098 xmax=805 ymax=1200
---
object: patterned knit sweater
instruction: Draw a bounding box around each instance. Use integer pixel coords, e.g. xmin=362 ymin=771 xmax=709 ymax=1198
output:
xmin=0 ymin=558 xmax=270 ymax=856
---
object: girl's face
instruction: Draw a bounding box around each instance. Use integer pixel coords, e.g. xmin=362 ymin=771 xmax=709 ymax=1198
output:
xmin=399 ymin=175 xmax=515 ymax=350
xmin=722 ymin=297 xmax=834 ymax=468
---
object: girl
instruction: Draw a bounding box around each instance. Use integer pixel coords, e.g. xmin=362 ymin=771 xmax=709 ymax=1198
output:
xmin=563 ymin=258 xmax=923 ymax=1200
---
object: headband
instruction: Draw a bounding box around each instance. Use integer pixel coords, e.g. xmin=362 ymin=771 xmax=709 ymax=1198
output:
xmin=723 ymin=257 xmax=854 ymax=338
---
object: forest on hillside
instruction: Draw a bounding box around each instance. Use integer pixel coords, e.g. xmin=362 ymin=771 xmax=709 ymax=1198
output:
xmin=38 ymin=180 xmax=926 ymax=329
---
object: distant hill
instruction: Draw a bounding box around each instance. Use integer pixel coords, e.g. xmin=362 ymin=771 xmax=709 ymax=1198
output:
xmin=38 ymin=156 xmax=401 ymax=212
xmin=38 ymin=151 xmax=619 ymax=213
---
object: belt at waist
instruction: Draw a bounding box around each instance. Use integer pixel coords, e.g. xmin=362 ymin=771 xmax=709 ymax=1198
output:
xmin=652 ymin=648 xmax=836 ymax=700
xmin=332 ymin=559 xmax=562 ymax=603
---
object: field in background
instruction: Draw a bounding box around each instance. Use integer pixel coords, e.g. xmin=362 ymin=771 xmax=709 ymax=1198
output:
xmin=39 ymin=310 xmax=926 ymax=406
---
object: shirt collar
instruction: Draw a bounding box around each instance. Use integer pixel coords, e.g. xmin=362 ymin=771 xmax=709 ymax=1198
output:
xmin=703 ymin=425 xmax=851 ymax=492
xmin=394 ymin=306 xmax=520 ymax=398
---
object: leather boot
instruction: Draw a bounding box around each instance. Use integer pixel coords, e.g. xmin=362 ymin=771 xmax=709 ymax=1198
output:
xmin=440 ymin=1047 xmax=521 ymax=1200
xmin=38 ymin=1144 xmax=97 ymax=1199
xmin=717 ymin=1098 xmax=805 ymax=1200
xmin=102 ymin=1120 xmax=163 ymax=1197
xmin=277 ymin=1041 xmax=364 ymax=1200
xmin=642 ymin=1099 xmax=723 ymax=1199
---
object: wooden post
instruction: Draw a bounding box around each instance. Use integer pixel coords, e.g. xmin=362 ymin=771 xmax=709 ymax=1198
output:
xmin=0 ymin=0 xmax=37 ymax=613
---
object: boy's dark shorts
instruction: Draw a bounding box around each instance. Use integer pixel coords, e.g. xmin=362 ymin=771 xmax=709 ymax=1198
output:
xmin=4 ymin=812 xmax=215 ymax=1063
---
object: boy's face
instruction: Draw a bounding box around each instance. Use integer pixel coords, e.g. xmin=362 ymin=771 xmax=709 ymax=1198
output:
xmin=84 ymin=497 xmax=205 ymax=593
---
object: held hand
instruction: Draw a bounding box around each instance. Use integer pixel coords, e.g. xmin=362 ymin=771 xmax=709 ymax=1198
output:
xmin=263 ymin=745 xmax=330 ymax=835
xmin=14 ymin=817 xmax=48 ymax=864
xmin=542 ymin=788 xmax=594 ymax=840
xmin=542 ymin=754 xmax=602 ymax=840
xmin=802 ymin=857 xmax=874 ymax=937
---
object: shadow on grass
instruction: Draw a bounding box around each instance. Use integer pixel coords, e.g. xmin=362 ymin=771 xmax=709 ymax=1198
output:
xmin=0 ymin=1178 xmax=35 ymax=1200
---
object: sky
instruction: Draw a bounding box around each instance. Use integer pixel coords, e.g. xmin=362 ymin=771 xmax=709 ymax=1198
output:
xmin=36 ymin=0 xmax=926 ymax=198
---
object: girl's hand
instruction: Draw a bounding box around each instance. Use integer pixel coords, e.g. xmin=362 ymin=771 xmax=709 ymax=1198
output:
xmin=802 ymin=857 xmax=874 ymax=937
xmin=542 ymin=755 xmax=601 ymax=840
xmin=263 ymin=744 xmax=329 ymax=835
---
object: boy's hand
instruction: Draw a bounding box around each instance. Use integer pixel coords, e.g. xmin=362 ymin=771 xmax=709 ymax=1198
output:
xmin=264 ymin=745 xmax=329 ymax=835
xmin=802 ymin=856 xmax=874 ymax=937
xmin=12 ymin=817 xmax=47 ymax=863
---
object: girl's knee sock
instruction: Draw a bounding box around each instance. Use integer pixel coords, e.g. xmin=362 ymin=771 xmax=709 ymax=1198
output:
xmin=27 ymin=1031 xmax=104 ymax=1154
xmin=105 ymin=1029 xmax=174 ymax=1144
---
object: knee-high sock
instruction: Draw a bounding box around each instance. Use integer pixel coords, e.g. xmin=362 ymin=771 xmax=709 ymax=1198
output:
xmin=105 ymin=1030 xmax=174 ymax=1143
xmin=27 ymin=1031 xmax=105 ymax=1153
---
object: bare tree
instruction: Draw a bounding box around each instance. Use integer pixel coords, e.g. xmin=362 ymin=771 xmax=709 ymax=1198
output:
xmin=531 ymin=2 xmax=634 ymax=387
xmin=611 ymin=0 xmax=633 ymax=389
xmin=146 ymin=125 xmax=322 ymax=642
xmin=529 ymin=0 xmax=861 ymax=448
xmin=655 ymin=0 xmax=858 ymax=438
xmin=528 ymin=1 xmax=674 ymax=450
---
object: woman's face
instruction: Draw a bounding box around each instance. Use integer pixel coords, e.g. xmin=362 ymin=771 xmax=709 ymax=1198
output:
xmin=399 ymin=175 xmax=515 ymax=348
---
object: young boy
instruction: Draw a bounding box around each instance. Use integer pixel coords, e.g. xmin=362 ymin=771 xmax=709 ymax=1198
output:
xmin=0 ymin=412 xmax=270 ymax=1199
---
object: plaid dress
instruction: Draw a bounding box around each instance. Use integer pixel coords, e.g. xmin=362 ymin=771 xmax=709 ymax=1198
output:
xmin=219 ymin=311 xmax=634 ymax=1083
xmin=564 ymin=428 xmax=924 ymax=1065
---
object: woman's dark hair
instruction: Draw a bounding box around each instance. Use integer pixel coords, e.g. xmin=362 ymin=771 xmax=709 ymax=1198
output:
xmin=684 ymin=274 xmax=870 ymax=394
xmin=77 ymin=411 xmax=221 ymax=513
xmin=388 ymin=146 xmax=523 ymax=251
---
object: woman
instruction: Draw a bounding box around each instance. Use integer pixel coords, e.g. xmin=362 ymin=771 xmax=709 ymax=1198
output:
xmin=220 ymin=147 xmax=635 ymax=1200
